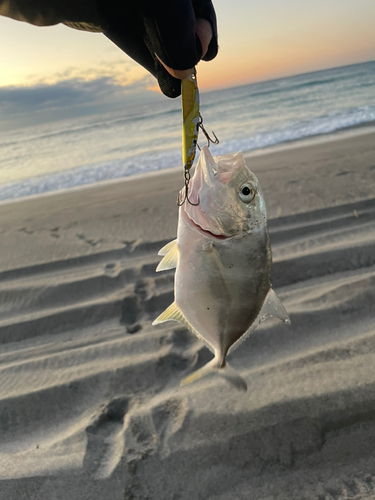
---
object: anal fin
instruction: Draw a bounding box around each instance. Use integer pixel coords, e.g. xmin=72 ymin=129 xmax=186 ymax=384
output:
xmin=260 ymin=288 xmax=290 ymax=324
xmin=156 ymin=244 xmax=179 ymax=272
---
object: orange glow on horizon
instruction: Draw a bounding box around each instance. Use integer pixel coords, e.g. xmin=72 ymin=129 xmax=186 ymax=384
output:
xmin=0 ymin=0 xmax=375 ymax=97
xmin=196 ymin=27 xmax=375 ymax=92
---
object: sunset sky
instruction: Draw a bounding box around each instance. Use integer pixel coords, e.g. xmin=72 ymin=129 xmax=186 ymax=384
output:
xmin=1 ymin=0 xmax=374 ymax=128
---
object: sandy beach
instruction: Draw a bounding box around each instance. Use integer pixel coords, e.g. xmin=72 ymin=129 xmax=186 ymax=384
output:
xmin=0 ymin=129 xmax=375 ymax=499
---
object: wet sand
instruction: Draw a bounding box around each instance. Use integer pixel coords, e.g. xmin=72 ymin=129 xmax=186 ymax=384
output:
xmin=0 ymin=130 xmax=375 ymax=499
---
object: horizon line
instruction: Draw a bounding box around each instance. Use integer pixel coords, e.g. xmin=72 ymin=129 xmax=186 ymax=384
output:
xmin=200 ymin=58 xmax=375 ymax=95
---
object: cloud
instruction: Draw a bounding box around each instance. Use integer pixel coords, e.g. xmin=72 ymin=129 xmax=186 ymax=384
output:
xmin=26 ymin=59 xmax=147 ymax=87
xmin=0 ymin=73 xmax=164 ymax=130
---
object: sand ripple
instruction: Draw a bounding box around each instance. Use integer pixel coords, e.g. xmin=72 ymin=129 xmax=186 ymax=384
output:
xmin=1 ymin=195 xmax=375 ymax=499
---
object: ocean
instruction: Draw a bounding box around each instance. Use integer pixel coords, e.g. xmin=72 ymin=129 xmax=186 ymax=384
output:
xmin=0 ymin=61 xmax=374 ymax=202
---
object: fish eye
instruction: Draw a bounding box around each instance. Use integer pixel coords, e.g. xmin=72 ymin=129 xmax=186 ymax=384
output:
xmin=239 ymin=183 xmax=256 ymax=203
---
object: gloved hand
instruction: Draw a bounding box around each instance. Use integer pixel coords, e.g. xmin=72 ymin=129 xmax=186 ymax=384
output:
xmin=99 ymin=0 xmax=218 ymax=98
xmin=0 ymin=0 xmax=218 ymax=98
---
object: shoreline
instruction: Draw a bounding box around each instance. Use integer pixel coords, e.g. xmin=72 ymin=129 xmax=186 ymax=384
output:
xmin=1 ymin=122 xmax=375 ymax=209
xmin=244 ymin=121 xmax=375 ymax=158
xmin=0 ymin=129 xmax=373 ymax=271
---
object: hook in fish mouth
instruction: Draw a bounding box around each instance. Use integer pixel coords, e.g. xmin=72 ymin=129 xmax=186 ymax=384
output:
xmin=177 ymin=168 xmax=199 ymax=206
xmin=178 ymin=116 xmax=220 ymax=206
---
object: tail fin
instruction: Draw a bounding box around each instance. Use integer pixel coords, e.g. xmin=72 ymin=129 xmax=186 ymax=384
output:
xmin=181 ymin=358 xmax=247 ymax=392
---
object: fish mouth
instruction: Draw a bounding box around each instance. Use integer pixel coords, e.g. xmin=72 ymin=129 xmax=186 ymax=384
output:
xmin=183 ymin=208 xmax=231 ymax=240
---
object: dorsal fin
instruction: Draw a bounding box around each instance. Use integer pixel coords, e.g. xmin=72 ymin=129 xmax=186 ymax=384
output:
xmin=158 ymin=239 xmax=177 ymax=256
xmin=152 ymin=302 xmax=214 ymax=353
xmin=156 ymin=244 xmax=179 ymax=272
xmin=228 ymin=288 xmax=290 ymax=354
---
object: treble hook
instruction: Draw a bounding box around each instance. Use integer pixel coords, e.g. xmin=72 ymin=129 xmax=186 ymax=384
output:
xmin=197 ymin=114 xmax=219 ymax=149
xmin=177 ymin=167 xmax=199 ymax=206
xmin=177 ymin=115 xmax=219 ymax=206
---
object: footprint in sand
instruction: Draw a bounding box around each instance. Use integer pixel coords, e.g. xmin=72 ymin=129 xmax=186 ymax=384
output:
xmin=83 ymin=397 xmax=129 ymax=479
xmin=120 ymin=294 xmax=144 ymax=334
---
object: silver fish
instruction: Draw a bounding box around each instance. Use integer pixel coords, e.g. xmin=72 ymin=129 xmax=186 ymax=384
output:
xmin=153 ymin=147 xmax=290 ymax=391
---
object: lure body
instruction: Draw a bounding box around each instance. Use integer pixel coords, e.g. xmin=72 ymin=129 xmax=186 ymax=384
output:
xmin=181 ymin=71 xmax=200 ymax=170
xmin=153 ymin=147 xmax=290 ymax=391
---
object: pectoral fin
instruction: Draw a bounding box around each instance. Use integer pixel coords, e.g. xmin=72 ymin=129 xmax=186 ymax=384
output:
xmin=156 ymin=244 xmax=179 ymax=272
xmin=158 ymin=239 xmax=177 ymax=256
xmin=156 ymin=245 xmax=179 ymax=273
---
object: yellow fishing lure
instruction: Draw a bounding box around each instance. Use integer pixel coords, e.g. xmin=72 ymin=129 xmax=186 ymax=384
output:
xmin=181 ymin=70 xmax=200 ymax=171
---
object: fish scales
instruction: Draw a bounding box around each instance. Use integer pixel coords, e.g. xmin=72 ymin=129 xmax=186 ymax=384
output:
xmin=153 ymin=147 xmax=290 ymax=392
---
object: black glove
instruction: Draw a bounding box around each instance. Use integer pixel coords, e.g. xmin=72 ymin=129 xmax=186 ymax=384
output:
xmin=98 ymin=0 xmax=218 ymax=98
